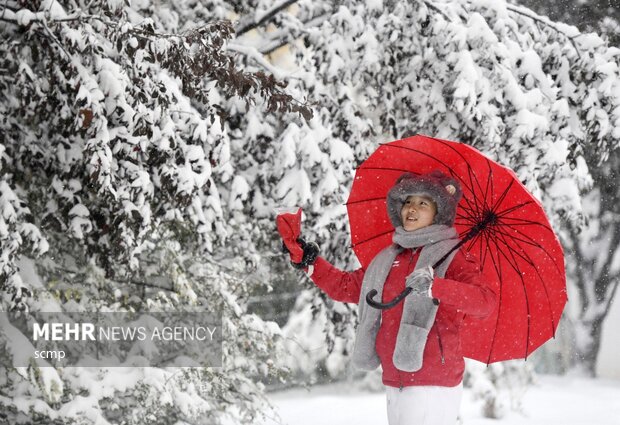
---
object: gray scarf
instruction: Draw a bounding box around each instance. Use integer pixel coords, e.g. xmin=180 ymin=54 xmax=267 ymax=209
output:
xmin=352 ymin=224 xmax=460 ymax=372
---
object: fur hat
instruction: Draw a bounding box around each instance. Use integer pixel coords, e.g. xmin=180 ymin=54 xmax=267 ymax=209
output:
xmin=386 ymin=170 xmax=463 ymax=228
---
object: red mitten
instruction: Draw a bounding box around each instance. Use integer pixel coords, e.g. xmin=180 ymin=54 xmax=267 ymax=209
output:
xmin=276 ymin=207 xmax=304 ymax=263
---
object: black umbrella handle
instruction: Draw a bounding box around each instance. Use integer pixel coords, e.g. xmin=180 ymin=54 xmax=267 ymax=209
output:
xmin=366 ymin=238 xmax=470 ymax=310
xmin=366 ymin=287 xmax=413 ymax=309
xmin=366 ymin=288 xmax=440 ymax=309
xmin=365 ymin=248 xmax=454 ymax=310
xmin=364 ymin=205 xmax=498 ymax=310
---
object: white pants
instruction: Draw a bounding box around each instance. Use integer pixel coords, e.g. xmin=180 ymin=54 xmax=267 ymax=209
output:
xmin=385 ymin=383 xmax=463 ymax=425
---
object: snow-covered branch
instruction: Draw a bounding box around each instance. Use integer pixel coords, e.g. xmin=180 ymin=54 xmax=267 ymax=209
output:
xmin=259 ymin=11 xmax=332 ymax=55
xmin=0 ymin=6 xmax=223 ymax=41
xmin=226 ymin=42 xmax=287 ymax=79
xmin=235 ymin=0 xmax=300 ymax=36
xmin=504 ymin=3 xmax=583 ymax=57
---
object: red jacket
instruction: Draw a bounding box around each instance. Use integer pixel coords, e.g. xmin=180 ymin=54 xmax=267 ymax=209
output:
xmin=310 ymin=248 xmax=496 ymax=388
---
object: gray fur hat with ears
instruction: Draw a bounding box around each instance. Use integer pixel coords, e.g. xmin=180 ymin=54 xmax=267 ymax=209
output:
xmin=386 ymin=170 xmax=463 ymax=228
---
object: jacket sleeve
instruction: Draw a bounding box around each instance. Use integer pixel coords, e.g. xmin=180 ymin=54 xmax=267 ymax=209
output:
xmin=308 ymin=257 xmax=365 ymax=304
xmin=430 ymin=250 xmax=497 ymax=318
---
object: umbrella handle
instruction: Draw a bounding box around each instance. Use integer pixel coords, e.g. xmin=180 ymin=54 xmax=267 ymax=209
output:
xmin=366 ymin=287 xmax=412 ymax=309
xmin=366 ymin=232 xmax=483 ymax=310
xmin=366 ymin=288 xmax=440 ymax=309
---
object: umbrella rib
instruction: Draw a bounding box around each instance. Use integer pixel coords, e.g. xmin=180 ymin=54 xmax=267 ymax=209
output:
xmin=492 ymin=226 xmax=538 ymax=267
xmin=378 ymin=145 xmax=458 ymax=174
xmin=457 ymin=203 xmax=482 ymax=220
xmin=459 ymin=160 xmax=488 ymax=220
xmin=371 ymin=143 xmax=486 ymax=226
xmin=462 ymin=228 xmax=488 ymax=268
xmin=355 ymin=159 xmax=480 ymax=228
xmin=496 ymin=216 xmax=555 ymax=232
xmin=453 ymin=148 xmax=490 ymax=219
xmin=478 ymin=230 xmax=488 ymax=270
xmin=487 ymin=229 xmax=532 ymax=360
xmin=346 ymin=196 xmax=386 ymax=206
xmin=490 ymin=179 xmax=515 ymax=215
xmin=483 ymin=158 xmax=494 ymax=217
xmin=490 ymin=228 xmax=534 ymax=268
xmin=493 ymin=220 xmax=564 ymax=276
xmin=495 ymin=200 xmax=535 ymax=218
xmin=463 ymin=227 xmax=499 ymax=273
xmin=491 ymin=224 xmax=552 ymax=251
xmin=492 ymin=226 xmax=558 ymax=341
xmin=486 ymin=228 xmax=525 ymax=277
xmin=380 ymin=143 xmax=478 ymax=197
xmin=424 ymin=136 xmax=486 ymax=203
xmin=482 ymin=227 xmax=504 ymax=365
xmin=356 ymin=166 xmax=417 ymax=174
xmin=455 ymin=217 xmax=479 ymax=228
xmin=456 ymin=213 xmax=480 ymax=227
xmin=463 ymin=165 xmax=485 ymax=219
xmin=381 ymin=139 xmax=497 ymax=224
xmin=462 ymin=188 xmax=483 ymax=221
xmin=350 ymin=229 xmax=394 ymax=248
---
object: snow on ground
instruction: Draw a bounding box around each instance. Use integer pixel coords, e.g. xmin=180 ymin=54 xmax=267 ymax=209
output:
xmin=259 ymin=375 xmax=620 ymax=425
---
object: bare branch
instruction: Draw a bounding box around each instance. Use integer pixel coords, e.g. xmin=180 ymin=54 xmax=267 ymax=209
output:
xmin=235 ymin=0 xmax=299 ymax=37
xmin=605 ymin=270 xmax=620 ymax=308
xmin=50 ymin=265 xmax=175 ymax=292
xmin=599 ymin=225 xmax=620 ymax=314
xmin=226 ymin=42 xmax=287 ymax=79
xmin=0 ymin=6 xmax=222 ymax=42
xmin=41 ymin=17 xmax=71 ymax=60
xmin=423 ymin=0 xmax=453 ymax=22
xmin=568 ymin=225 xmax=591 ymax=315
xmin=259 ymin=11 xmax=332 ymax=55
xmin=504 ymin=3 xmax=583 ymax=59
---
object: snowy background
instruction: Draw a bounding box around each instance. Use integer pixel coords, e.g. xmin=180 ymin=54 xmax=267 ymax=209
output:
xmin=1 ymin=0 xmax=620 ymax=424
xmin=257 ymin=376 xmax=620 ymax=425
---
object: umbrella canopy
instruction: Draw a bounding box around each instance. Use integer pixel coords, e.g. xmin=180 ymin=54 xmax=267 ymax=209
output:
xmin=346 ymin=134 xmax=567 ymax=364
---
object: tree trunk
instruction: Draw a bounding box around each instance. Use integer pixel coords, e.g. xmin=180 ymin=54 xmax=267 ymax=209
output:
xmin=569 ymin=174 xmax=620 ymax=376
xmin=575 ymin=315 xmax=606 ymax=376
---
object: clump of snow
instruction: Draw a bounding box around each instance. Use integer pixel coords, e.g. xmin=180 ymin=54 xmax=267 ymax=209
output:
xmin=228 ymin=175 xmax=250 ymax=211
xmin=275 ymin=168 xmax=312 ymax=207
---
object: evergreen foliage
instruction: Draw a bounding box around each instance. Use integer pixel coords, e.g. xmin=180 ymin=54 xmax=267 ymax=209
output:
xmin=0 ymin=0 xmax=308 ymax=422
xmin=2 ymin=0 xmax=620 ymax=422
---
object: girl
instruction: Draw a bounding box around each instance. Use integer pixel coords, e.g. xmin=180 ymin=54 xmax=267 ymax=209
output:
xmin=281 ymin=170 xmax=497 ymax=425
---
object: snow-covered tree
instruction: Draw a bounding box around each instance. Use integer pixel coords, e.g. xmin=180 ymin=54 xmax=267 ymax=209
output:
xmin=516 ymin=0 xmax=620 ymax=377
xmin=0 ymin=0 xmax=311 ymax=423
xmin=563 ymin=151 xmax=620 ymax=375
xmin=515 ymin=0 xmax=620 ymax=45
xmin=254 ymin=0 xmax=620 ymax=385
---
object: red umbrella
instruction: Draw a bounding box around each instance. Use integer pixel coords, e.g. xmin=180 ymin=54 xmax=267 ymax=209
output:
xmin=346 ymin=134 xmax=566 ymax=364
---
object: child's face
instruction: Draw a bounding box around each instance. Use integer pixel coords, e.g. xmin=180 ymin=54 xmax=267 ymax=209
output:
xmin=400 ymin=195 xmax=437 ymax=232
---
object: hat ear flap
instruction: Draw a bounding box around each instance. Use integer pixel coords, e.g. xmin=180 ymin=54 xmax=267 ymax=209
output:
xmin=433 ymin=172 xmax=462 ymax=203
xmin=395 ymin=172 xmax=416 ymax=185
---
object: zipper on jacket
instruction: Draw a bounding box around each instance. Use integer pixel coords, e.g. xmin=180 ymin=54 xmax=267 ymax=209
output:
xmin=437 ymin=328 xmax=446 ymax=365
xmin=408 ymin=249 xmax=416 ymax=271
xmin=399 ymin=372 xmax=403 ymax=392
